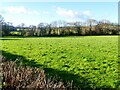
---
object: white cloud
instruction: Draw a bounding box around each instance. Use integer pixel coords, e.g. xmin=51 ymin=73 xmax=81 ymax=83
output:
xmin=55 ymin=7 xmax=79 ymax=18
xmin=42 ymin=11 xmax=49 ymax=14
xmin=55 ymin=6 xmax=93 ymax=21
xmin=4 ymin=6 xmax=38 ymax=14
xmin=82 ymin=10 xmax=91 ymax=16
xmin=2 ymin=6 xmax=49 ymax=15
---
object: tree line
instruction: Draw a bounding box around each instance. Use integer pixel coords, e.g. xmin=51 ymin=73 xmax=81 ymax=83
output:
xmin=0 ymin=15 xmax=119 ymax=37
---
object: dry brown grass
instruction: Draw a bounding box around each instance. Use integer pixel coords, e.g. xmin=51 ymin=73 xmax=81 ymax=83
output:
xmin=1 ymin=56 xmax=73 ymax=89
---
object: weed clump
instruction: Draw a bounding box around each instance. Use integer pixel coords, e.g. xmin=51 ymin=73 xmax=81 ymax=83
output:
xmin=1 ymin=56 xmax=72 ymax=89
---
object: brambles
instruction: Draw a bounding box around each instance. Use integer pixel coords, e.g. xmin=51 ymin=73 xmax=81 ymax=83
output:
xmin=1 ymin=57 xmax=71 ymax=89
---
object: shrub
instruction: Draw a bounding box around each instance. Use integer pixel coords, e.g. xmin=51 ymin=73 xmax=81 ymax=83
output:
xmin=1 ymin=56 xmax=72 ymax=89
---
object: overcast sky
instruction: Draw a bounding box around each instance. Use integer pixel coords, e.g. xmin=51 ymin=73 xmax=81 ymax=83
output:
xmin=0 ymin=2 xmax=118 ymax=26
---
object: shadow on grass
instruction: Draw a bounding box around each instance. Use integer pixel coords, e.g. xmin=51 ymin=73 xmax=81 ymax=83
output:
xmin=1 ymin=35 xmax=87 ymax=39
xmin=0 ymin=39 xmax=22 ymax=40
xmin=1 ymin=50 xmax=117 ymax=89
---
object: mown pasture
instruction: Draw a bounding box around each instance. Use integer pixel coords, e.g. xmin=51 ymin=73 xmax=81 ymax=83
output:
xmin=1 ymin=36 xmax=119 ymax=88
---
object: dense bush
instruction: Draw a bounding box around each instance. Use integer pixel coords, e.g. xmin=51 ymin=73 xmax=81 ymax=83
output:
xmin=1 ymin=56 xmax=73 ymax=89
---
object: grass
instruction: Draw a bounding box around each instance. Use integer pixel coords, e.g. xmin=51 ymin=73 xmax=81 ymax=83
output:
xmin=1 ymin=36 xmax=119 ymax=88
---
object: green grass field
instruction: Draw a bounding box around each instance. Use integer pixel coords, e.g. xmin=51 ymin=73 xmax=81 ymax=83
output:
xmin=1 ymin=36 xmax=119 ymax=88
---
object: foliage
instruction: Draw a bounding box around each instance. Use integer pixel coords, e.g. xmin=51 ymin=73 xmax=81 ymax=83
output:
xmin=0 ymin=14 xmax=119 ymax=36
